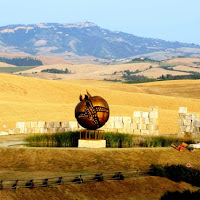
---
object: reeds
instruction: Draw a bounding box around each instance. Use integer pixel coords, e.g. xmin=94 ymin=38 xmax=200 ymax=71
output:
xmin=25 ymin=132 xmax=195 ymax=148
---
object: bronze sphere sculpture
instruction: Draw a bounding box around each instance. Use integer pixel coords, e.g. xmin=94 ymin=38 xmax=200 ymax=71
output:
xmin=75 ymin=91 xmax=109 ymax=130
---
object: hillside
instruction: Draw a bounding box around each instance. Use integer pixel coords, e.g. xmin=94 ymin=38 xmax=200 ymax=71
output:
xmin=1 ymin=74 xmax=200 ymax=134
xmin=0 ymin=147 xmax=199 ymax=200
xmin=9 ymin=57 xmax=200 ymax=80
xmin=0 ymin=176 xmax=199 ymax=200
xmin=0 ymin=22 xmax=200 ymax=61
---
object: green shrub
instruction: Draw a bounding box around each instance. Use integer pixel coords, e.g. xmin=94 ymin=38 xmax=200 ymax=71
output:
xmin=160 ymin=190 xmax=200 ymax=200
xmin=150 ymin=164 xmax=200 ymax=187
xmin=25 ymin=132 xmax=195 ymax=148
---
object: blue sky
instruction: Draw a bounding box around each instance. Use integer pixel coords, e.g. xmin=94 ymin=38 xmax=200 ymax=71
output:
xmin=0 ymin=0 xmax=200 ymax=44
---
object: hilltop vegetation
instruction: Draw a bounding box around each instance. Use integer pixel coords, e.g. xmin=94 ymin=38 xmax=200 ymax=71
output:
xmin=0 ymin=56 xmax=43 ymax=66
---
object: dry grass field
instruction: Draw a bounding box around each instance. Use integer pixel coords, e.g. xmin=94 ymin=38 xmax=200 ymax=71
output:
xmin=0 ymin=72 xmax=200 ymax=199
xmin=165 ymin=57 xmax=200 ymax=67
xmin=137 ymin=67 xmax=190 ymax=78
xmin=0 ymin=147 xmax=199 ymax=200
xmin=0 ymin=176 xmax=199 ymax=200
xmin=15 ymin=62 xmax=158 ymax=80
xmin=0 ymin=62 xmax=16 ymax=68
xmin=1 ymin=73 xmax=200 ymax=134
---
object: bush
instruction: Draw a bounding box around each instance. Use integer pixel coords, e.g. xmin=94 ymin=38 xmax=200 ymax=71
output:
xmin=25 ymin=132 xmax=195 ymax=148
xmin=160 ymin=190 xmax=200 ymax=200
xmin=150 ymin=164 xmax=200 ymax=187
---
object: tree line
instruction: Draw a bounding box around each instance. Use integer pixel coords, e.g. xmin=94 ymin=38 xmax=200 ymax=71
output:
xmin=0 ymin=57 xmax=43 ymax=66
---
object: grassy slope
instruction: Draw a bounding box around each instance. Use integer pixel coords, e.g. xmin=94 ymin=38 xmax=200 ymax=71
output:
xmin=1 ymin=74 xmax=200 ymax=134
xmin=0 ymin=177 xmax=199 ymax=200
xmin=0 ymin=147 xmax=199 ymax=179
xmin=0 ymin=147 xmax=199 ymax=200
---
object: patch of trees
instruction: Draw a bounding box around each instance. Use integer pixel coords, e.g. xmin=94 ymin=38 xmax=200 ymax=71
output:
xmin=129 ymin=57 xmax=159 ymax=63
xmin=122 ymin=73 xmax=200 ymax=84
xmin=123 ymin=75 xmax=157 ymax=83
xmin=41 ymin=68 xmax=70 ymax=74
xmin=0 ymin=57 xmax=43 ymax=66
xmin=158 ymin=73 xmax=200 ymax=80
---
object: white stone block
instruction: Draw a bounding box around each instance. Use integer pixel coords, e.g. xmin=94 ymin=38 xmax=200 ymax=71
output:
xmin=46 ymin=122 xmax=54 ymax=128
xmin=144 ymin=118 xmax=150 ymax=124
xmin=149 ymin=112 xmax=158 ymax=119
xmin=64 ymin=128 xmax=70 ymax=132
xmin=133 ymin=111 xmax=142 ymax=118
xmin=141 ymin=112 xmax=149 ymax=118
xmin=179 ymin=126 xmax=186 ymax=132
xmin=24 ymin=122 xmax=31 ymax=128
xmin=16 ymin=122 xmax=25 ymax=129
xmin=115 ymin=122 xmax=123 ymax=129
xmin=141 ymin=130 xmax=149 ymax=135
xmin=126 ymin=128 xmax=134 ymax=134
xmin=30 ymin=121 xmax=38 ymax=128
xmin=104 ymin=121 xmax=115 ymax=129
xmin=184 ymin=119 xmax=192 ymax=126
xmin=61 ymin=121 xmax=69 ymax=128
xmin=137 ymin=124 xmax=142 ymax=130
xmin=115 ymin=117 xmax=123 ymax=123
xmin=186 ymin=126 xmax=192 ymax=133
xmin=185 ymin=113 xmax=192 ymax=120
xmin=149 ymin=118 xmax=158 ymax=124
xmin=68 ymin=121 xmax=79 ymax=131
xmin=38 ymin=121 xmax=46 ymax=128
xmin=0 ymin=131 xmax=9 ymax=136
xmin=141 ymin=124 xmax=147 ymax=130
xmin=54 ymin=122 xmax=61 ymax=128
xmin=179 ymin=107 xmax=187 ymax=114
xmin=178 ymin=119 xmax=184 ymax=126
xmin=8 ymin=129 xmax=15 ymax=135
xmin=123 ymin=123 xmax=131 ymax=130
xmin=195 ymin=120 xmax=200 ymax=128
xmin=131 ymin=123 xmax=137 ymax=130
xmin=132 ymin=117 xmax=141 ymax=124
xmin=19 ymin=128 xmax=25 ymax=134
xmin=133 ymin=129 xmax=141 ymax=135
xmin=122 ymin=117 xmax=132 ymax=124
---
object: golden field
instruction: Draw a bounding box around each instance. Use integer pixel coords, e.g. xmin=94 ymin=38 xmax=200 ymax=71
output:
xmin=0 ymin=73 xmax=200 ymax=134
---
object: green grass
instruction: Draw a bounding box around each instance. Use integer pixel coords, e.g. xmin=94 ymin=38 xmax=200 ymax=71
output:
xmin=25 ymin=132 xmax=195 ymax=148
xmin=0 ymin=66 xmax=37 ymax=73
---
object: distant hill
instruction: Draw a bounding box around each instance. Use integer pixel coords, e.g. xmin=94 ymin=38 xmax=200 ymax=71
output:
xmin=0 ymin=22 xmax=200 ymax=60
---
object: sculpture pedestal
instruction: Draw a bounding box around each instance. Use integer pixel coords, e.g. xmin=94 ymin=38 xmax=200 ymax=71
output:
xmin=78 ymin=129 xmax=106 ymax=148
xmin=78 ymin=139 xmax=106 ymax=148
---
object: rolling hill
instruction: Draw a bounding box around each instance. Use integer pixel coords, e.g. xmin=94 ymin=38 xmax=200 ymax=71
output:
xmin=0 ymin=22 xmax=200 ymax=61
xmin=1 ymin=73 xmax=200 ymax=134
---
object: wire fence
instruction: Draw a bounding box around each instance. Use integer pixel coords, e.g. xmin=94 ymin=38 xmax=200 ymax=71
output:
xmin=0 ymin=168 xmax=150 ymax=190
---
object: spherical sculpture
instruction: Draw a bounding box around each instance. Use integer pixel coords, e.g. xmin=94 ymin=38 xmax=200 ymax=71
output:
xmin=75 ymin=91 xmax=109 ymax=130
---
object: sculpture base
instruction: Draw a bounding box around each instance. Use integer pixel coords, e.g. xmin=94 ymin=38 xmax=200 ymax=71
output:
xmin=78 ymin=139 xmax=106 ymax=148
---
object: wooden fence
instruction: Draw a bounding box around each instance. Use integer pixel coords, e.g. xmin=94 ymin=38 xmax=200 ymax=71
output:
xmin=0 ymin=169 xmax=150 ymax=190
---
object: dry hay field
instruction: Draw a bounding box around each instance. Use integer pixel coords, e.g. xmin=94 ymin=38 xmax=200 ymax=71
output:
xmin=1 ymin=73 xmax=200 ymax=134
xmin=15 ymin=62 xmax=159 ymax=80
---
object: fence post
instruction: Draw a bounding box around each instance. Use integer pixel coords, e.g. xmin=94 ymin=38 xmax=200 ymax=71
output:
xmin=42 ymin=179 xmax=48 ymax=187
